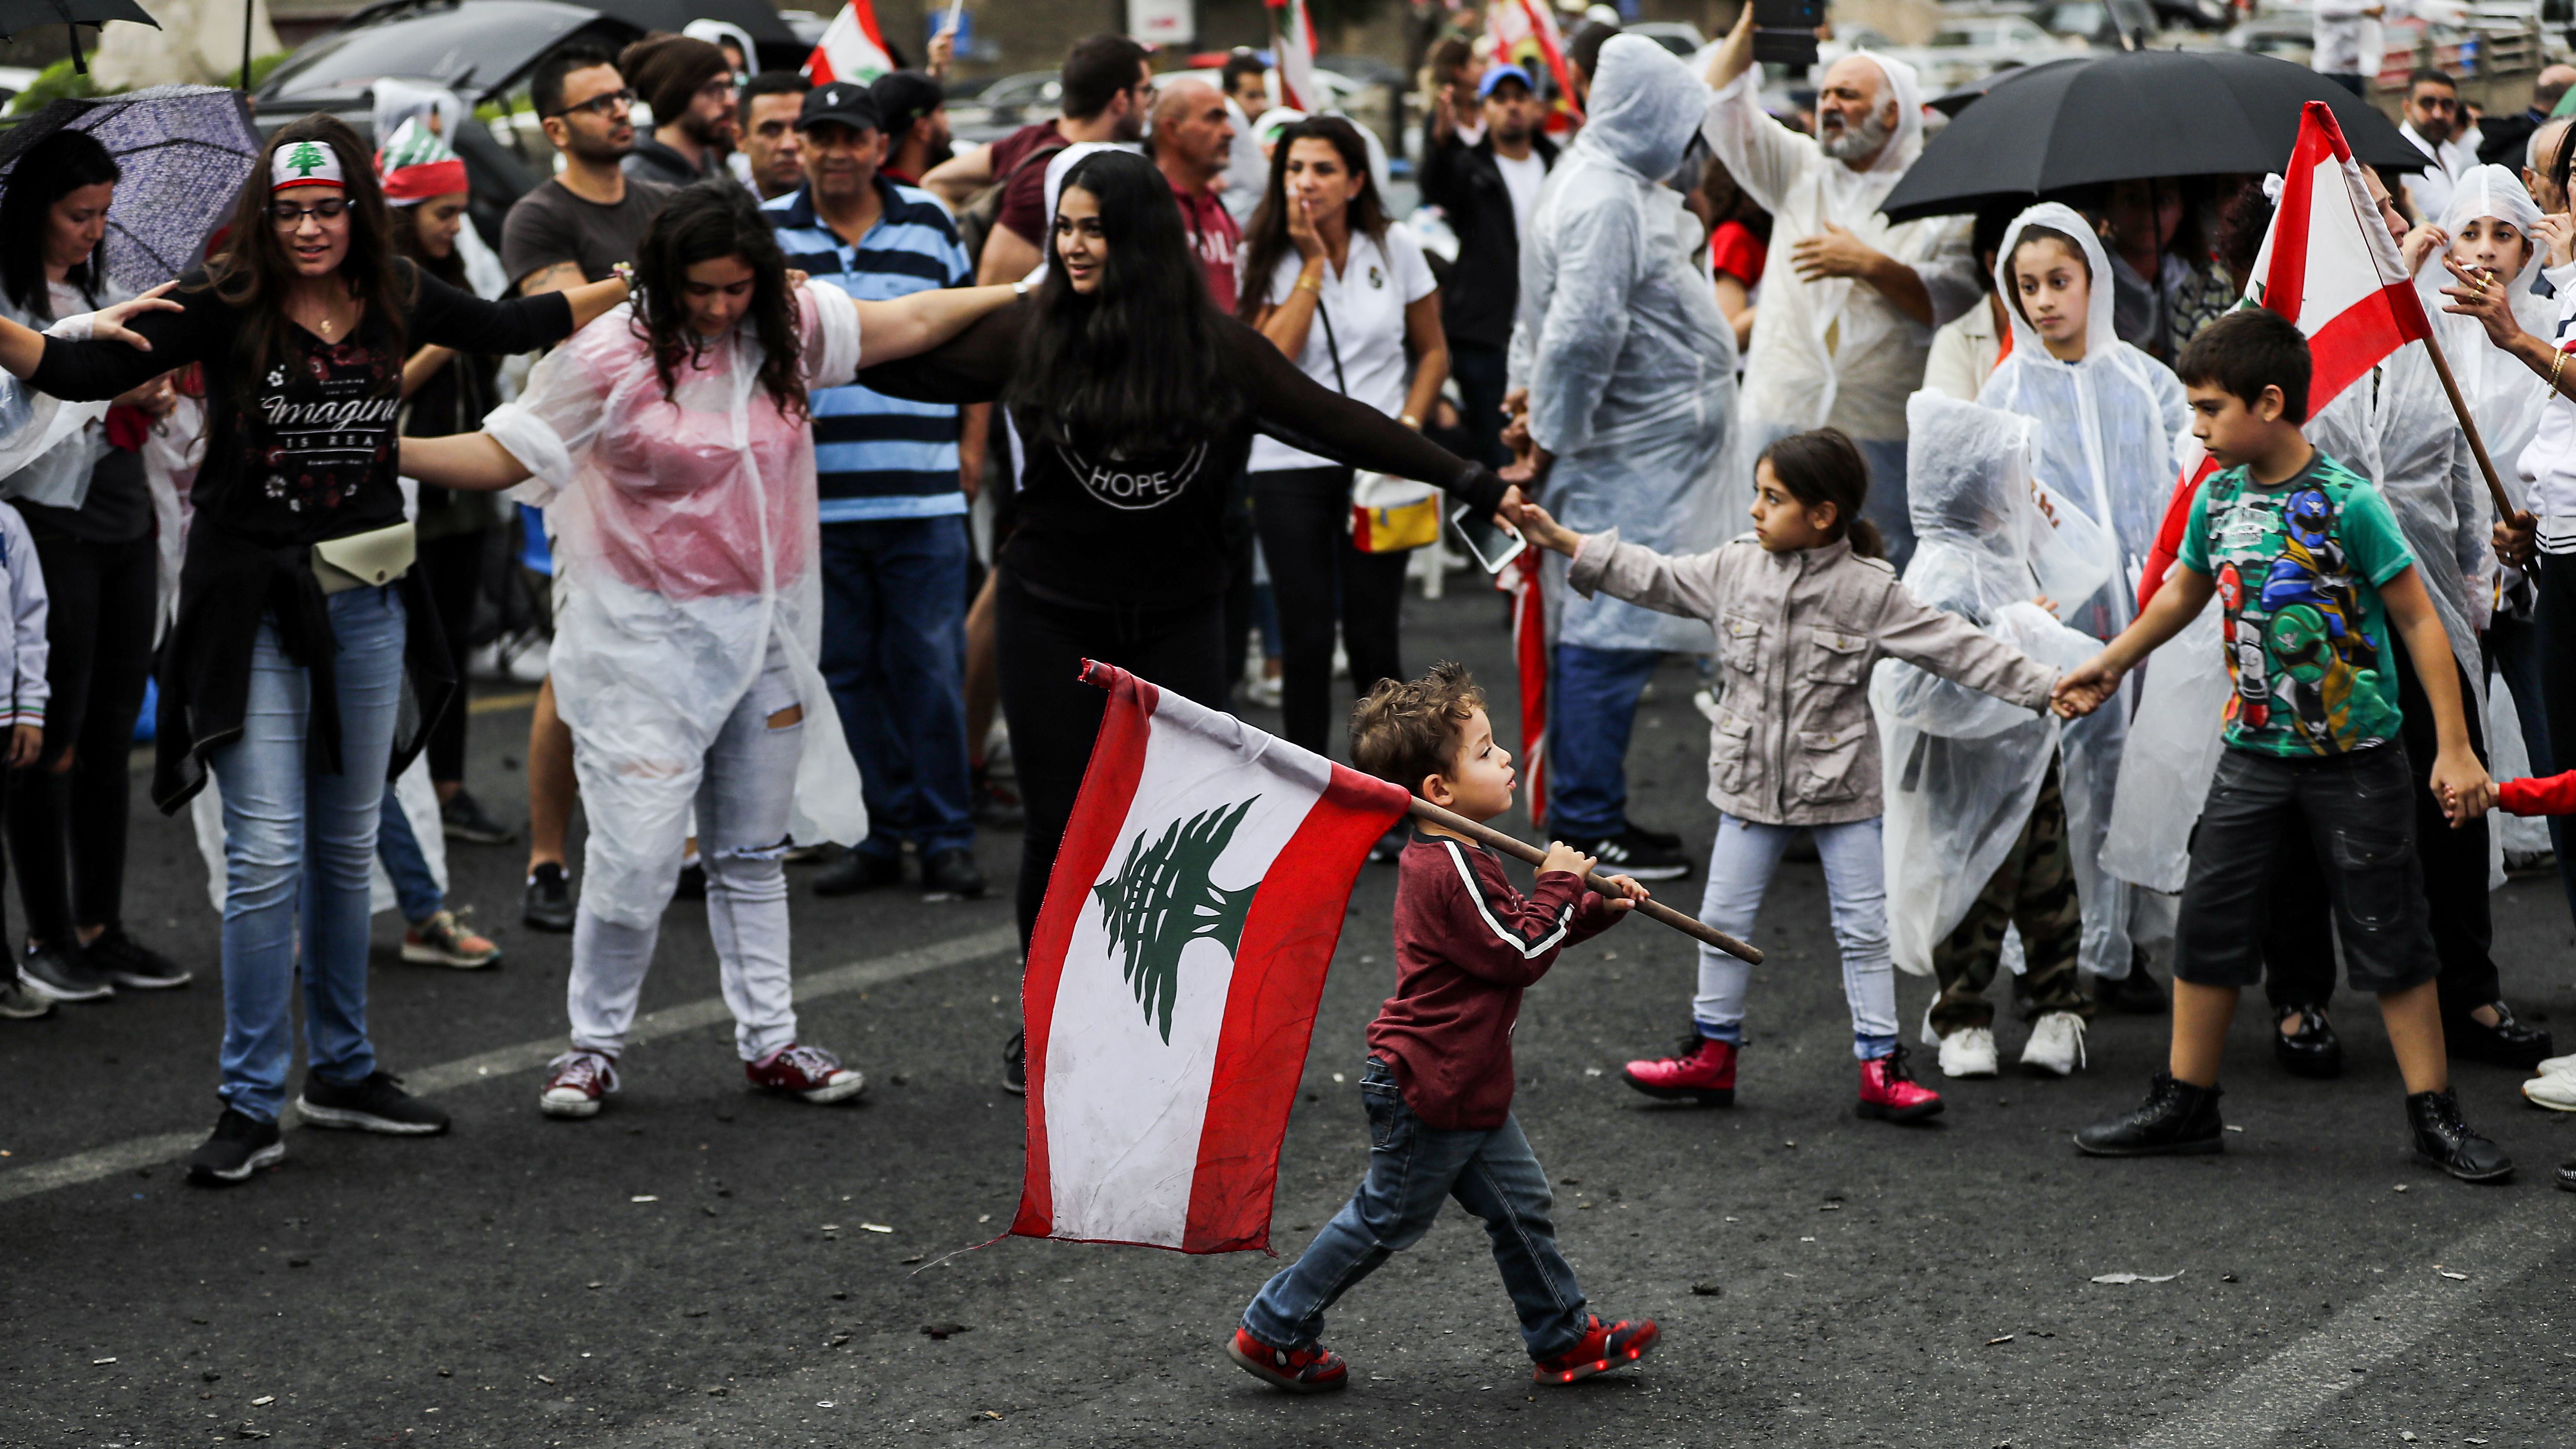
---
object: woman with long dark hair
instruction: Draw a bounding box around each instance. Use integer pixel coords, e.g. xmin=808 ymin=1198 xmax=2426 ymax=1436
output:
xmin=859 ymin=148 xmax=1513 ymax=1090
xmin=0 ymin=128 xmax=193 ymax=1006
xmin=0 ymin=114 xmax=632 ymax=1185
xmin=1237 ymin=116 xmax=1449 ymax=756
xmin=397 ymin=182 xmax=1019 ymax=1121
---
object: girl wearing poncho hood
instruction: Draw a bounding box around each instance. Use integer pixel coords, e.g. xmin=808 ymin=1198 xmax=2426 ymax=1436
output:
xmin=1974 ymin=201 xmax=2191 ymax=991
xmin=1874 ymin=393 xmax=2109 ymax=1074
xmin=398 ymin=184 xmax=1020 ymax=1118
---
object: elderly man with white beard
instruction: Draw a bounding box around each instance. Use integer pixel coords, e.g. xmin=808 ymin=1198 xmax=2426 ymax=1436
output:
xmin=1698 ymin=4 xmax=1980 ymax=569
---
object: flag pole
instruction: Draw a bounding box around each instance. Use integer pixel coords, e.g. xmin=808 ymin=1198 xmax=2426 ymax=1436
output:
xmin=1404 ymin=797 xmax=1762 ymax=962
xmin=2415 ymin=322 xmax=2520 ymax=522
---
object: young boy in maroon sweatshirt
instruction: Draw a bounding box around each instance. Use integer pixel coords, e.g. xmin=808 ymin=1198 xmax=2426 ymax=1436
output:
xmin=1228 ymin=662 xmax=1662 ymax=1393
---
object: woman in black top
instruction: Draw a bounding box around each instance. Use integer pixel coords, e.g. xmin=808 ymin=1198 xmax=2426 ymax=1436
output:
xmin=861 ymin=150 xmax=1513 ymax=1090
xmin=0 ymin=129 xmax=193 ymax=1004
xmin=0 ymin=116 xmax=628 ymax=1185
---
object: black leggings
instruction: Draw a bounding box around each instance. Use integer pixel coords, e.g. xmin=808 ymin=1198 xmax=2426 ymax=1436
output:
xmin=1251 ymin=467 xmax=1408 ymax=755
xmin=994 ymin=570 xmax=1229 ymax=950
xmin=418 ymin=528 xmax=488 ymax=787
xmin=8 ymin=529 xmax=154 ymax=943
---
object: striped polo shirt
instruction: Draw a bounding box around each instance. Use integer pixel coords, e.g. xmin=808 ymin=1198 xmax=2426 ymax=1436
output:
xmin=764 ymin=177 xmax=972 ymax=523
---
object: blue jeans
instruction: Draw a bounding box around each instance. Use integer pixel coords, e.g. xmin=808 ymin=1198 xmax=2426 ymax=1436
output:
xmin=377 ymin=785 xmax=442 ymax=926
xmin=2487 ymin=613 xmax=2576 ymax=921
xmin=210 ymin=587 xmax=407 ymax=1122
xmin=1691 ymin=813 xmax=1898 ymax=1058
xmin=818 ymin=516 xmax=973 ymax=858
xmin=1242 ymin=1058 xmax=1589 ymax=1360
xmin=1547 ymin=643 xmax=1663 ymax=839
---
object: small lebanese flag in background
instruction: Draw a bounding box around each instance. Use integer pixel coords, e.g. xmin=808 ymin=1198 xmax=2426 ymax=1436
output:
xmin=1265 ymin=0 xmax=1322 ymax=113
xmin=2246 ymin=100 xmax=2433 ymax=416
xmin=805 ymin=0 xmax=894 ymax=86
xmin=1014 ymin=661 xmax=1409 ymax=1253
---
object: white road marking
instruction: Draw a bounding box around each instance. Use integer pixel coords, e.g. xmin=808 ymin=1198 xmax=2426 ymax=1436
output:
xmin=2119 ymin=1191 xmax=2569 ymax=1448
xmin=0 ymin=925 xmax=1018 ymax=1207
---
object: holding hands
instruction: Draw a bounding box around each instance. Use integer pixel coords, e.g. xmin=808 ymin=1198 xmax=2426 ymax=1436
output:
xmin=2049 ymin=652 xmax=2123 ymax=719
xmin=1507 ymin=496 xmax=1583 ymax=555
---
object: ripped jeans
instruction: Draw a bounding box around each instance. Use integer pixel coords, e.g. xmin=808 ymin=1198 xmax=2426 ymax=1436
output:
xmin=567 ymin=650 xmax=805 ymax=1064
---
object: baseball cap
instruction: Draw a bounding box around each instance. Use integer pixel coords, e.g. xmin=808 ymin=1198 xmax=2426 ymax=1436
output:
xmin=1478 ymin=63 xmax=1535 ymax=99
xmin=798 ymin=80 xmax=883 ymax=133
xmin=871 ymin=70 xmax=943 ymax=134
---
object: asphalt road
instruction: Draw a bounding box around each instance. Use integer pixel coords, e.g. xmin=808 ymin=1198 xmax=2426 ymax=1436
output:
xmin=5 ymin=580 xmax=2575 ymax=1449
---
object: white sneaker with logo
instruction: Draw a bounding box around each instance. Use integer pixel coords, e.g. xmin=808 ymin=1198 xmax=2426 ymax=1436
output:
xmin=1936 ymin=1025 xmax=1998 ymax=1079
xmin=2019 ymin=1011 xmax=2088 ymax=1077
xmin=2523 ymin=1072 xmax=2576 ymax=1111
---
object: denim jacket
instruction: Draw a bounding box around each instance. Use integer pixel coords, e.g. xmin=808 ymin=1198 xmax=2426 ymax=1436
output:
xmin=1567 ymin=529 xmax=2061 ymax=826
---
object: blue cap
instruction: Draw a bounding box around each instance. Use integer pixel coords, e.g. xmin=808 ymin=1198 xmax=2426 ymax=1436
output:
xmin=1478 ymin=63 xmax=1535 ymax=99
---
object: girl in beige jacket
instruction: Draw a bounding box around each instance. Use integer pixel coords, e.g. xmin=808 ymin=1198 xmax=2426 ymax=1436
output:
xmin=1513 ymin=428 xmax=2062 ymax=1122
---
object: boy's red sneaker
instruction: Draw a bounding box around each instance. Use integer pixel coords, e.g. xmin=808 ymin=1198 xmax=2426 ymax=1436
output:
xmin=1532 ymin=1314 xmax=1660 ymax=1384
xmin=1856 ymin=1043 xmax=1944 ymax=1122
xmin=1226 ymin=1327 xmax=1348 ymax=1393
xmin=1620 ymin=1035 xmax=1736 ymax=1105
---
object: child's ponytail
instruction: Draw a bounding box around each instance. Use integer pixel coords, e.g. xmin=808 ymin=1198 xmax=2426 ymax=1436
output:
xmin=1757 ymin=427 xmax=1882 ymax=559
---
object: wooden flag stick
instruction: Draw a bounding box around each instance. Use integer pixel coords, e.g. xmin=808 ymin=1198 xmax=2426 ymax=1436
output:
xmin=2417 ymin=319 xmax=2518 ymax=523
xmin=1403 ymin=797 xmax=1762 ymax=963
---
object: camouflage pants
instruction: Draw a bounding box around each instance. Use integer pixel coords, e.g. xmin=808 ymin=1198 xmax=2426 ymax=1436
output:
xmin=1929 ymin=759 xmax=2091 ymax=1036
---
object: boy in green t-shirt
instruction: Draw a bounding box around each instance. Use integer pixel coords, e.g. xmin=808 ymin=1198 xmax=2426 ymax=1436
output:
xmin=2049 ymin=308 xmax=2512 ymax=1183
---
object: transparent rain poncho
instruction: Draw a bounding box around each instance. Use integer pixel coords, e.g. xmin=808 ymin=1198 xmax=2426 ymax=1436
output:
xmin=1974 ymin=202 xmax=2193 ymax=978
xmin=1873 ymin=394 xmax=2104 ymax=976
xmin=483 ymin=283 xmax=869 ymax=928
xmin=1506 ymin=34 xmax=1736 ymax=652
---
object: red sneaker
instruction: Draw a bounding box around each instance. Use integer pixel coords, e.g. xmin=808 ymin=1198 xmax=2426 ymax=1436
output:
xmin=539 ymin=1050 xmax=618 ymax=1119
xmin=1226 ymin=1327 xmax=1349 ymax=1393
xmin=1856 ymin=1043 xmax=1944 ymax=1123
xmin=1532 ymin=1314 xmax=1660 ymax=1385
xmin=1621 ymin=1035 xmax=1736 ymax=1105
xmin=745 ymin=1044 xmax=867 ymax=1103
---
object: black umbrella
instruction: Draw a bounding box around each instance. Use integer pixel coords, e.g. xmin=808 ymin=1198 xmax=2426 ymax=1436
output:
xmin=1882 ymin=49 xmax=2425 ymax=223
xmin=0 ymin=89 xmax=263 ymax=293
xmin=0 ymin=0 xmax=155 ymax=74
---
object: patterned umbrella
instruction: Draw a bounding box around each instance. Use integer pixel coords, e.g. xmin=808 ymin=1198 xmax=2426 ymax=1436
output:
xmin=0 ymin=88 xmax=262 ymax=293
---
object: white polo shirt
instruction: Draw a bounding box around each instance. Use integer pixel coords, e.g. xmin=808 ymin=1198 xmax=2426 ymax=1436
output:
xmin=1247 ymin=225 xmax=1439 ymax=473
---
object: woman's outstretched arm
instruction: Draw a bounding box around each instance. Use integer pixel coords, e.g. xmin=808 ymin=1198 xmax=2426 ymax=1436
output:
xmin=398 ymin=432 xmax=532 ymax=492
xmin=853 ymin=283 xmax=1022 ymax=368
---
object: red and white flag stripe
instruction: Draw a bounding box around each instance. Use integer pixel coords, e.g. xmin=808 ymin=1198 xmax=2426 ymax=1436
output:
xmin=1014 ymin=661 xmax=1409 ymax=1253
xmin=2246 ymin=100 xmax=2434 ymax=417
xmin=804 ymin=0 xmax=894 ymax=87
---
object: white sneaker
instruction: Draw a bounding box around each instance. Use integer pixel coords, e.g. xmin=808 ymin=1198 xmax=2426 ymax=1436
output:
xmin=2019 ymin=1011 xmax=2088 ymax=1077
xmin=1920 ymin=1002 xmax=1940 ymax=1048
xmin=2523 ymin=1072 xmax=2576 ymax=1111
xmin=1937 ymin=1026 xmax=1999 ymax=1079
xmin=2530 ymin=1052 xmax=2576 ymax=1079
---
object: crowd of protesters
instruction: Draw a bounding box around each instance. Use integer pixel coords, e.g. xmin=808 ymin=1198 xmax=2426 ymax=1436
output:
xmin=0 ymin=4 xmax=2572 ymax=1275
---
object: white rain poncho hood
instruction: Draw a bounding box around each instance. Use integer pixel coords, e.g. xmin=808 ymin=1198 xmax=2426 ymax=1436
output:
xmin=1873 ymin=394 xmax=2102 ymax=976
xmin=1506 ymin=33 xmax=1735 ymax=652
xmin=2420 ymin=165 xmax=2554 ymax=487
xmin=483 ymin=282 xmax=870 ymax=928
xmin=1975 ymin=204 xmax=2193 ymax=982
xmin=1698 ymin=48 xmax=1977 ymax=443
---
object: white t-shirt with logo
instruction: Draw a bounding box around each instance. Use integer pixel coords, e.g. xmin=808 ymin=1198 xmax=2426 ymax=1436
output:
xmin=1494 ymin=149 xmax=1546 ymax=244
xmin=1247 ymin=225 xmax=1440 ymax=474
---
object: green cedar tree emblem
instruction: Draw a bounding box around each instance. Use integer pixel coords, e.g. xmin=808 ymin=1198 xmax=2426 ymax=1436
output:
xmin=284 ymin=141 xmax=332 ymax=177
xmin=1093 ymin=796 xmax=1262 ymax=1044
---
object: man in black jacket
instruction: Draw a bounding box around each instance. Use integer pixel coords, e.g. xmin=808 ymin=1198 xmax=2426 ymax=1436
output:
xmin=1420 ymin=65 xmax=1557 ymax=470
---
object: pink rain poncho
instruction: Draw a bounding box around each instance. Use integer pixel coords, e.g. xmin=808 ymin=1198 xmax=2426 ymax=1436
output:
xmin=483 ymin=282 xmax=869 ymax=927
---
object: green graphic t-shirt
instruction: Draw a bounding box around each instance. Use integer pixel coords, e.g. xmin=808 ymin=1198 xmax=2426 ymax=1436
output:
xmin=2176 ymin=449 xmax=2414 ymax=757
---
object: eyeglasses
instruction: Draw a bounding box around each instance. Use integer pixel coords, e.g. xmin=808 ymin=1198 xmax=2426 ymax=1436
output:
xmin=547 ymin=87 xmax=636 ymax=120
xmin=698 ymin=77 xmax=739 ymax=102
xmin=268 ymin=198 xmax=350 ymax=227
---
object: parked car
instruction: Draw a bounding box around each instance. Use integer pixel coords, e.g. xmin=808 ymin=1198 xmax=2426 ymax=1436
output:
xmin=1626 ymin=21 xmax=1708 ymax=57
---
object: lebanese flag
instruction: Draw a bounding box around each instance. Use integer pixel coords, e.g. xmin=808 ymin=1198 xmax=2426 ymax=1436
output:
xmin=1486 ymin=0 xmax=1584 ymax=125
xmin=1264 ymin=0 xmax=1322 ymax=112
xmin=804 ymin=0 xmax=894 ymax=86
xmin=2246 ymin=100 xmax=2433 ymax=418
xmin=1501 ymin=548 xmax=1548 ymax=828
xmin=1013 ymin=661 xmax=1411 ymax=1253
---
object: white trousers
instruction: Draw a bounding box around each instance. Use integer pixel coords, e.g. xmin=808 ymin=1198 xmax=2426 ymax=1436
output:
xmin=567 ymin=654 xmax=805 ymax=1063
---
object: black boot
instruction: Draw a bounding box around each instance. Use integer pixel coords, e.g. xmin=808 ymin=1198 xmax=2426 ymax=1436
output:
xmin=2094 ymin=967 xmax=2168 ymax=1015
xmin=2074 ymin=1072 xmax=2223 ymax=1157
xmin=2446 ymin=1000 xmax=2554 ymax=1071
xmin=2407 ymin=1088 xmax=2513 ymax=1183
xmin=2272 ymin=1002 xmax=2344 ymax=1079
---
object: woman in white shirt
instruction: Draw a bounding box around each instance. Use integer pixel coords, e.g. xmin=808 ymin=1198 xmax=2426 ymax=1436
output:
xmin=1237 ymin=116 xmax=1449 ymax=754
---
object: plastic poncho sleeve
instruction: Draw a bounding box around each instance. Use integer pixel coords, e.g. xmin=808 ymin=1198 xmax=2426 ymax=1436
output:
xmin=1872 ymin=579 xmax=2062 ymax=711
xmin=1873 ymin=598 xmax=2090 ymax=741
xmin=2447 ymin=427 xmax=2496 ymax=635
xmin=1698 ymin=70 xmax=1815 ymax=220
xmin=484 ymin=310 xmax=626 ymax=509
xmin=1523 ymin=195 xmax=1642 ymax=458
xmin=798 ymin=278 xmax=863 ymax=391
xmin=1564 ymin=525 xmax=1733 ymax=620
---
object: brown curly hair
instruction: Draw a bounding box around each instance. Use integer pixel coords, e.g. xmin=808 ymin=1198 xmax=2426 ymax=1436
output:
xmin=1350 ymin=660 xmax=1488 ymax=797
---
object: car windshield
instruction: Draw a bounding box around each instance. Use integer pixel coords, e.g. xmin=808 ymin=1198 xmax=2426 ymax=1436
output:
xmin=262 ymin=2 xmax=594 ymax=103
